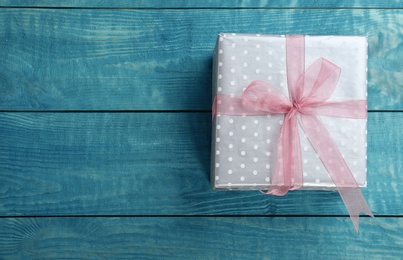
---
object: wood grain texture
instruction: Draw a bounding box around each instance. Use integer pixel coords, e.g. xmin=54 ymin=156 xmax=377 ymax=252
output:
xmin=0 ymin=2 xmax=401 ymax=259
xmin=0 ymin=112 xmax=401 ymax=216
xmin=0 ymin=9 xmax=402 ymax=110
xmin=1 ymin=0 xmax=402 ymax=8
xmin=0 ymin=217 xmax=401 ymax=259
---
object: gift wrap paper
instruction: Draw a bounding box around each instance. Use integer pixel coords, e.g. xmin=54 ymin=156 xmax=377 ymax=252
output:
xmin=211 ymin=33 xmax=368 ymax=190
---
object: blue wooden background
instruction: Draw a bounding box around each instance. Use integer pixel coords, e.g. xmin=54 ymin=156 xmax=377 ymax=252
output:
xmin=0 ymin=1 xmax=402 ymax=259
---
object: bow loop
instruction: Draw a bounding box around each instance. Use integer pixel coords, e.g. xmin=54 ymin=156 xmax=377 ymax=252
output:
xmin=301 ymin=58 xmax=341 ymax=101
xmin=242 ymin=80 xmax=291 ymax=114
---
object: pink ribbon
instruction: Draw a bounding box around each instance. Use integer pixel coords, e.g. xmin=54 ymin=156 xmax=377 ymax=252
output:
xmin=212 ymin=35 xmax=373 ymax=231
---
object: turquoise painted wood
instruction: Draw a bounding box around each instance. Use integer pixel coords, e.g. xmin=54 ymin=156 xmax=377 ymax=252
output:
xmin=0 ymin=217 xmax=401 ymax=259
xmin=2 ymin=0 xmax=403 ymax=8
xmin=0 ymin=112 xmax=401 ymax=216
xmin=0 ymin=1 xmax=402 ymax=259
xmin=0 ymin=9 xmax=402 ymax=110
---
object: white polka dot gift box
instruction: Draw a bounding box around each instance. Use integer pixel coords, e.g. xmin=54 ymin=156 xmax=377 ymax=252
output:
xmin=211 ymin=34 xmax=372 ymax=230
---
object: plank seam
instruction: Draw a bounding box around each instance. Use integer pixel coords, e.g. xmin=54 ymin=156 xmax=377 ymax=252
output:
xmin=0 ymin=215 xmax=399 ymax=218
xmin=0 ymin=6 xmax=402 ymax=10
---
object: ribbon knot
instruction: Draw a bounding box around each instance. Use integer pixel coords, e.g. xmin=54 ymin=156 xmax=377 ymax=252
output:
xmin=212 ymin=35 xmax=373 ymax=231
xmin=292 ymin=101 xmax=302 ymax=112
xmin=289 ymin=101 xmax=304 ymax=118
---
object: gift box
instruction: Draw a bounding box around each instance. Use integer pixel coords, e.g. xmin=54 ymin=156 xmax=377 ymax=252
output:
xmin=211 ymin=33 xmax=368 ymax=191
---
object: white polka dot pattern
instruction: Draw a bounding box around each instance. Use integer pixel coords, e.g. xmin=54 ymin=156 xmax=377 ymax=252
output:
xmin=212 ymin=33 xmax=368 ymax=190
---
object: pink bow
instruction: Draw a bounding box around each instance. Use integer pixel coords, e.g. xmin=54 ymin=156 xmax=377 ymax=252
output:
xmin=213 ymin=35 xmax=373 ymax=231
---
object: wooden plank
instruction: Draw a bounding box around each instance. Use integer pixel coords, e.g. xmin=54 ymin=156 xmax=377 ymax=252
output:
xmin=0 ymin=217 xmax=401 ymax=258
xmin=1 ymin=0 xmax=402 ymax=8
xmin=0 ymin=112 xmax=401 ymax=216
xmin=0 ymin=9 xmax=402 ymax=111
